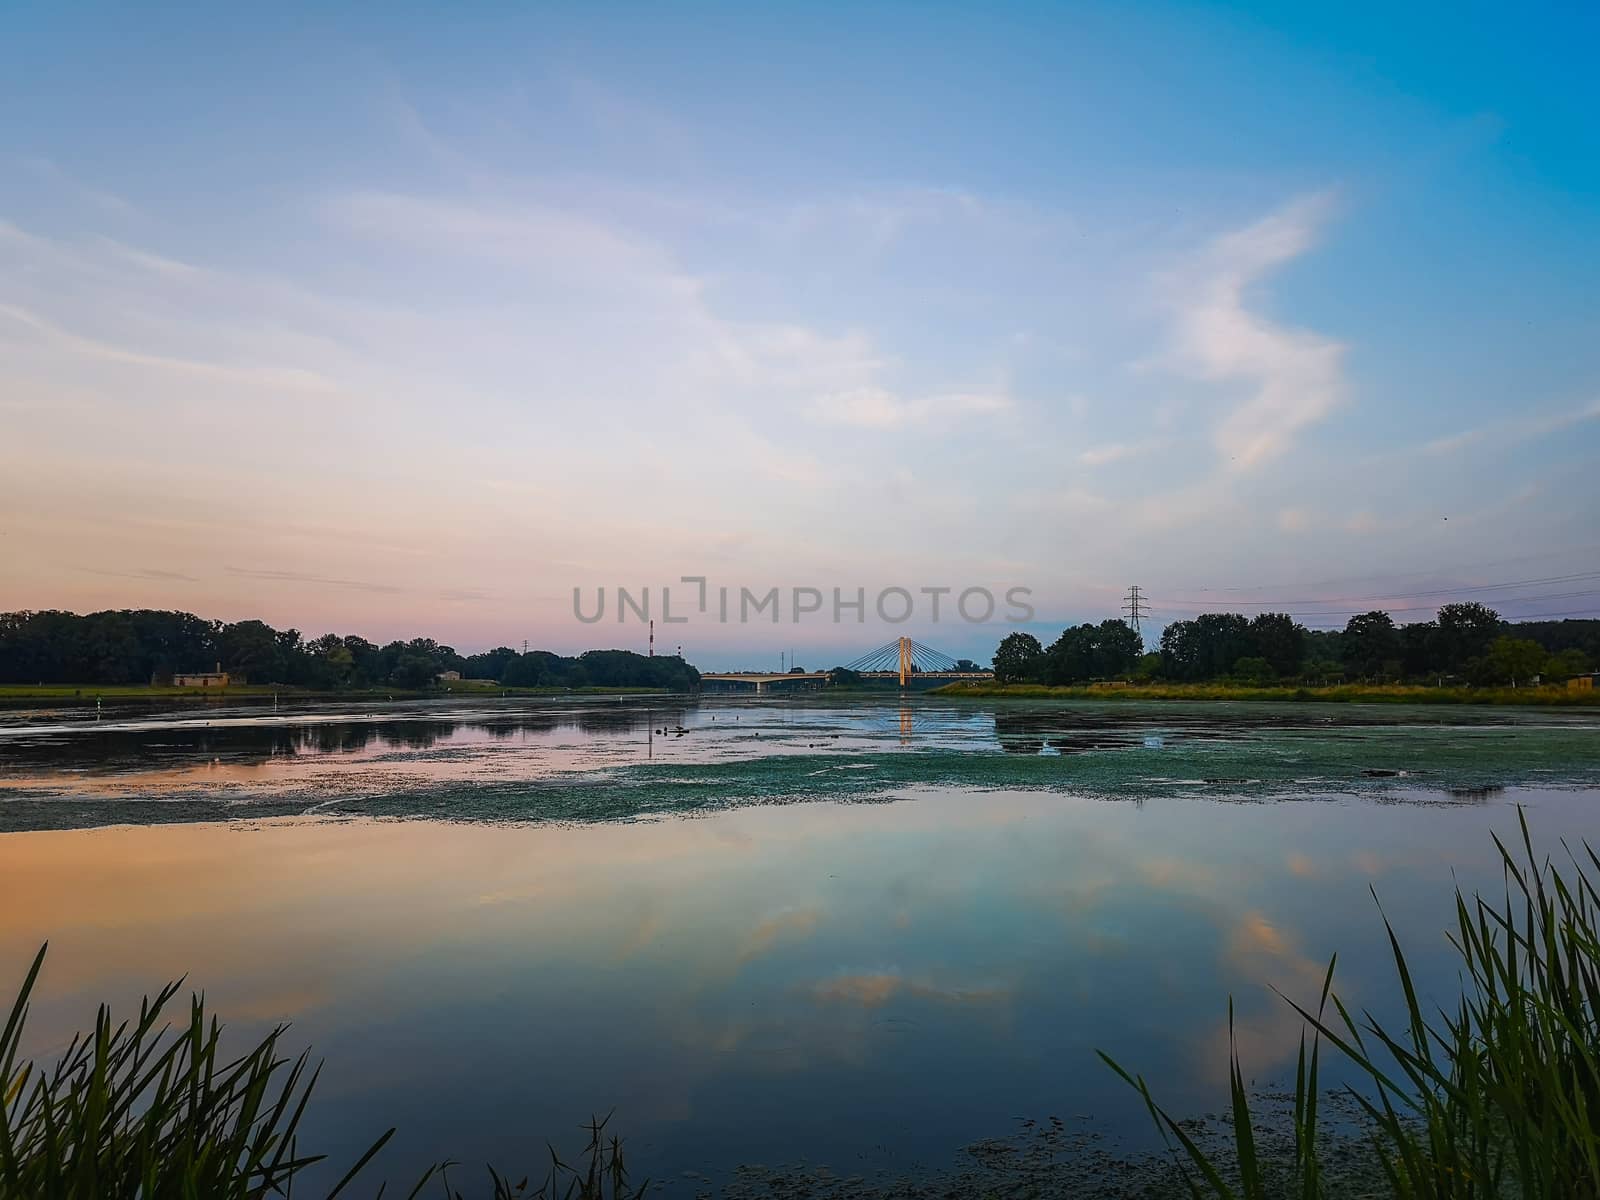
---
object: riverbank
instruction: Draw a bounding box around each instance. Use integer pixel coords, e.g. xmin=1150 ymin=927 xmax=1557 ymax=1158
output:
xmin=934 ymin=680 xmax=1600 ymax=705
xmin=0 ymin=682 xmax=673 ymax=704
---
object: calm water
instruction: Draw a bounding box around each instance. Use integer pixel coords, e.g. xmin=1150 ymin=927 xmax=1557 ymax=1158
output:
xmin=2 ymin=696 xmax=1598 ymax=1191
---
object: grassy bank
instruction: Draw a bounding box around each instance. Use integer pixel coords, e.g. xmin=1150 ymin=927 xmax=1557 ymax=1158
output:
xmin=935 ymin=679 xmax=1600 ymax=706
xmin=0 ymin=683 xmax=672 ymax=703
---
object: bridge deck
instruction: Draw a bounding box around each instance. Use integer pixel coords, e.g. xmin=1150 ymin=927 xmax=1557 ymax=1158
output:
xmin=701 ymin=671 xmax=993 ymax=683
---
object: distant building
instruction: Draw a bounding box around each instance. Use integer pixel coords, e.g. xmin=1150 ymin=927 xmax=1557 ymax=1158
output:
xmin=437 ymin=670 xmax=462 ymax=682
xmin=1570 ymin=674 xmax=1597 ymax=693
xmin=171 ymin=660 xmax=233 ymax=688
xmin=173 ymin=671 xmax=231 ymax=688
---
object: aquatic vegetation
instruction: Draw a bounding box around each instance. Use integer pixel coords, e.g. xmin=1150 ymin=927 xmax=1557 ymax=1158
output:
xmin=0 ymin=943 xmax=393 ymax=1197
xmin=1103 ymin=808 xmax=1600 ymax=1198
xmin=6 ymin=697 xmax=1600 ymax=832
xmin=0 ymin=947 xmax=646 ymax=1199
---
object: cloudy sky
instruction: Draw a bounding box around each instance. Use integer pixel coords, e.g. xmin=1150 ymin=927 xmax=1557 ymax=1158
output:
xmin=3 ymin=2 xmax=1597 ymax=666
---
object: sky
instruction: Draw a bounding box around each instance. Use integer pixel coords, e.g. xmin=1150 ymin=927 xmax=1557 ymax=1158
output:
xmin=2 ymin=0 xmax=1598 ymax=668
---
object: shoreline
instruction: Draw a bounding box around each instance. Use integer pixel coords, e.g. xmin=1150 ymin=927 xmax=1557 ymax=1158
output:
xmin=933 ymin=680 xmax=1600 ymax=706
xmin=0 ymin=683 xmax=676 ymax=705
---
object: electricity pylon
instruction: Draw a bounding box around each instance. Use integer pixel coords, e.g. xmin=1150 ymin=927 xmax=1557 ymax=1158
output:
xmin=1122 ymin=585 xmax=1148 ymax=635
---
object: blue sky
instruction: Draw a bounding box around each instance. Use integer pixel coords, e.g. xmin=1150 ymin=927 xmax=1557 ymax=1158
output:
xmin=2 ymin=1 xmax=1597 ymax=666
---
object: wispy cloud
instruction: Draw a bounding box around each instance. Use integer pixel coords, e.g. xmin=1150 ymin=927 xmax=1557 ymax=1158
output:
xmin=15 ymin=156 xmax=136 ymax=217
xmin=811 ymin=386 xmax=1010 ymax=430
xmin=75 ymin=567 xmax=199 ymax=583
xmin=1423 ymin=397 xmax=1600 ymax=456
xmin=1161 ymin=192 xmax=1345 ymax=469
xmin=0 ymin=303 xmax=336 ymax=392
xmin=224 ymin=567 xmax=403 ymax=594
xmin=1078 ymin=440 xmax=1159 ymax=467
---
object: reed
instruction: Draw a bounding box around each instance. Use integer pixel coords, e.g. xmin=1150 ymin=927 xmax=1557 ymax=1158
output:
xmin=1103 ymin=808 xmax=1600 ymax=1198
xmin=0 ymin=948 xmax=646 ymax=1199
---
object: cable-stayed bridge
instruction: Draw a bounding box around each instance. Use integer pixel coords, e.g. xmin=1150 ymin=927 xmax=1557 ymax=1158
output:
xmin=700 ymin=637 xmax=992 ymax=693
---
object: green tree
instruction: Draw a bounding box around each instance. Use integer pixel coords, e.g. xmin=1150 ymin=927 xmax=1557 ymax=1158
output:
xmin=1093 ymin=619 xmax=1143 ymax=677
xmin=390 ymin=654 xmax=439 ymax=689
xmin=463 ymin=646 xmax=519 ymax=681
xmin=1043 ymin=625 xmax=1094 ymax=683
xmin=1483 ymin=636 xmax=1547 ymax=686
xmin=1161 ymin=614 xmax=1251 ymax=681
xmin=1304 ymin=656 xmax=1343 ymax=685
xmin=1400 ymin=620 xmax=1438 ymax=679
xmin=217 ymin=620 xmax=279 ymax=683
xmin=1231 ymin=656 xmax=1275 ymax=684
xmin=1437 ymin=602 xmax=1503 ymax=673
xmin=1544 ymin=647 xmax=1591 ymax=681
xmin=1247 ymin=612 xmax=1304 ymax=678
xmin=1342 ymin=610 xmax=1399 ymax=679
xmin=993 ymin=632 xmax=1043 ymax=683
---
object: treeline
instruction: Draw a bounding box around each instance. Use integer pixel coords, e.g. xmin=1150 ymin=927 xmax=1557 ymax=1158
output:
xmin=994 ymin=605 xmax=1598 ymax=687
xmin=0 ymin=610 xmax=700 ymax=692
xmin=459 ymin=646 xmax=700 ymax=691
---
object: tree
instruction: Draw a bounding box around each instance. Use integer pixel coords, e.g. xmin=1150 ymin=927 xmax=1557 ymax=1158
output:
xmin=827 ymin=666 xmax=862 ymax=686
xmin=1512 ymin=618 xmax=1600 ymax=663
xmin=1342 ymin=611 xmax=1399 ymax=679
xmin=306 ymin=634 xmax=354 ymax=688
xmin=504 ymin=650 xmax=567 ymax=687
xmin=1161 ymin=614 xmax=1250 ymax=681
xmin=1093 ymin=619 xmax=1143 ymax=677
xmin=390 ymin=654 xmax=439 ymax=689
xmin=1039 ymin=620 xmax=1143 ymax=684
xmin=1304 ymin=657 xmax=1343 ymax=685
xmin=341 ymin=636 xmax=383 ymax=686
xmin=217 ymin=620 xmax=280 ymax=683
xmin=0 ymin=609 xmax=703 ymax=692
xmin=1043 ymin=625 xmax=1095 ymax=684
xmin=1248 ymin=613 xmax=1305 ymax=678
xmin=1543 ymin=648 xmax=1591 ymax=682
xmin=463 ymin=646 xmax=519 ymax=681
xmin=1437 ymin=603 xmax=1503 ymax=673
xmin=953 ymin=658 xmax=981 ymax=672
xmin=1232 ymin=656 xmax=1275 ymax=684
xmin=1482 ymin=636 xmax=1547 ymax=687
xmin=1400 ymin=621 xmax=1438 ymax=679
xmin=993 ymin=633 xmax=1043 ymax=683
xmin=1160 ymin=619 xmax=1200 ymax=680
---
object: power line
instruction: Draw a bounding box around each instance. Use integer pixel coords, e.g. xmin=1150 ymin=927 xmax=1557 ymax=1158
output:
xmin=1147 ymin=604 xmax=1600 ymax=631
xmin=1148 ymin=587 xmax=1600 ymax=620
xmin=1166 ymin=570 xmax=1600 ymax=609
xmin=1179 ymin=541 xmax=1600 ymax=595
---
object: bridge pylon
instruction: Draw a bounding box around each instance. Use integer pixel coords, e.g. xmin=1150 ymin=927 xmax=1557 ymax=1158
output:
xmin=898 ymin=636 xmax=912 ymax=688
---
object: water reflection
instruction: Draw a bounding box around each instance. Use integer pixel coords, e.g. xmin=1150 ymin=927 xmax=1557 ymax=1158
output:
xmin=2 ymin=786 xmax=1593 ymax=1193
xmin=2 ymin=698 xmax=1598 ymax=834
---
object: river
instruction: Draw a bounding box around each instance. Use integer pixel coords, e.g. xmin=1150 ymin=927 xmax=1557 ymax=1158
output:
xmin=2 ymin=695 xmax=1597 ymax=1193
